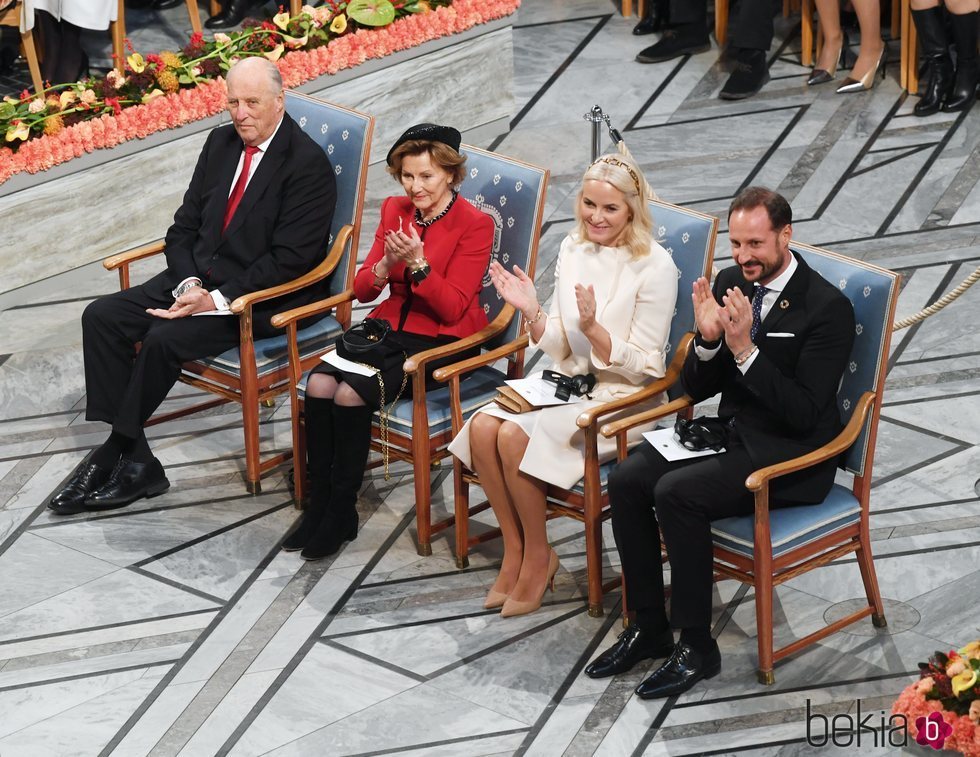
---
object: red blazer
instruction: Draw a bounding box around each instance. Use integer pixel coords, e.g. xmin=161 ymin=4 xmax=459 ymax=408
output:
xmin=354 ymin=195 xmax=494 ymax=339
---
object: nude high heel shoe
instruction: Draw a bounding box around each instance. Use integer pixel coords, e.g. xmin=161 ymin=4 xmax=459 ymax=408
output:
xmin=500 ymin=549 xmax=560 ymax=618
xmin=484 ymin=589 xmax=509 ymax=610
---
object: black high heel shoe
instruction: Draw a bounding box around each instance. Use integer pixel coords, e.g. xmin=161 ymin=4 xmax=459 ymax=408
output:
xmin=837 ymin=46 xmax=887 ymax=93
xmin=807 ymin=31 xmax=853 ymax=86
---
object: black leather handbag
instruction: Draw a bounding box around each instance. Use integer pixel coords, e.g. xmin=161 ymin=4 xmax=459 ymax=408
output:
xmin=336 ymin=318 xmax=404 ymax=372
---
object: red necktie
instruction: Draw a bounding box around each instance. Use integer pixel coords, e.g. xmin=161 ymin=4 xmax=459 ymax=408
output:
xmin=223 ymin=145 xmax=260 ymax=232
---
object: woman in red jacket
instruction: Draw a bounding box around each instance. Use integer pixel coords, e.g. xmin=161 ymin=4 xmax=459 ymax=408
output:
xmin=282 ymin=123 xmax=495 ymax=561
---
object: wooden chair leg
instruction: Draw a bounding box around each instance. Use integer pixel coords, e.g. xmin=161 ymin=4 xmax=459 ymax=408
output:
xmin=290 ymin=0 xmax=302 ymax=17
xmin=184 ymin=0 xmax=203 ymax=34
xmin=111 ymin=0 xmax=125 ymax=74
xmin=855 ymin=531 xmax=887 ymax=627
xmin=583 ymin=509 xmax=605 ymax=618
xmin=20 ymin=31 xmax=44 ymax=95
xmin=241 ymin=398 xmax=262 ymax=494
xmin=715 ymin=0 xmax=729 ymax=48
xmin=623 ymin=0 xmax=633 ymax=18
xmin=453 ymin=459 xmax=470 ymax=569
xmin=293 ymin=405 xmax=307 ymax=506
xmin=801 ymin=0 xmax=815 ymax=68
xmin=902 ymin=0 xmax=919 ymax=93
xmin=754 ymin=569 xmax=775 ymax=685
xmin=413 ymin=451 xmax=433 ymax=556
xmin=210 ymin=0 xmax=220 ymax=16
xmin=891 ymin=0 xmax=900 ymax=40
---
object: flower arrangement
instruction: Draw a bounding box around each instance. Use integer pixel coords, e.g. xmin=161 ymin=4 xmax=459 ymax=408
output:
xmin=0 ymin=0 xmax=520 ymax=185
xmin=892 ymin=640 xmax=980 ymax=755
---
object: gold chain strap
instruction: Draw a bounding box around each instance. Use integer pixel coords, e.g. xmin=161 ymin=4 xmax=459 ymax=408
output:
xmin=353 ymin=353 xmax=408 ymax=480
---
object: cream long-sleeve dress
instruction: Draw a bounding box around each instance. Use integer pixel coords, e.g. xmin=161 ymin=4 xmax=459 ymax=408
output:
xmin=448 ymin=234 xmax=678 ymax=489
xmin=22 ymin=0 xmax=117 ymax=32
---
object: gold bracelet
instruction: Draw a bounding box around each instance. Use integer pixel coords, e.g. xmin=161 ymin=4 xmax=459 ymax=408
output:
xmin=371 ymin=261 xmax=389 ymax=286
xmin=525 ymin=307 xmax=545 ymax=325
xmin=408 ymin=257 xmax=429 ymax=273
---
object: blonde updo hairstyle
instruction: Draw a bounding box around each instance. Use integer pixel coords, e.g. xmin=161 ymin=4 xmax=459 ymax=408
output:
xmin=573 ymin=153 xmax=653 ymax=260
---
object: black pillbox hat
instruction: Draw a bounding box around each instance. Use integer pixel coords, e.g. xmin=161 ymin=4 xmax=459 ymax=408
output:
xmin=386 ymin=123 xmax=462 ymax=165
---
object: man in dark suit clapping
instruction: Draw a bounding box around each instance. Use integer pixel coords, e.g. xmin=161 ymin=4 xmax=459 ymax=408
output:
xmin=49 ymin=56 xmax=337 ymax=515
xmin=585 ymin=187 xmax=855 ymax=698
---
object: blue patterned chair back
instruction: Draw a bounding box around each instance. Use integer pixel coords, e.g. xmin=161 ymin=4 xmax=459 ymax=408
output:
xmin=648 ymin=199 xmax=718 ymax=399
xmin=284 ymin=91 xmax=373 ymax=297
xmin=790 ymin=243 xmax=900 ymax=476
xmin=456 ymin=145 xmax=549 ymax=349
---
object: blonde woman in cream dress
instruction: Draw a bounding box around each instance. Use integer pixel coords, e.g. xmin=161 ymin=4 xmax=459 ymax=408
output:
xmin=448 ymin=154 xmax=678 ymax=618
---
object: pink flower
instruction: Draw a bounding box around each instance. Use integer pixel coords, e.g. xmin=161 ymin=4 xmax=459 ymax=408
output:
xmin=971 ymin=700 xmax=980 ymax=725
xmin=916 ymin=676 xmax=935 ymax=694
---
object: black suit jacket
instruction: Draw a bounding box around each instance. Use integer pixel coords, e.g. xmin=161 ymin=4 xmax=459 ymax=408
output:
xmin=681 ymin=253 xmax=855 ymax=503
xmin=146 ymin=113 xmax=337 ymax=335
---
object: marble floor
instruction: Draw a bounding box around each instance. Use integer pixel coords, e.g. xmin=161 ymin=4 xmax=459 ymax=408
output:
xmin=2 ymin=1 xmax=980 ymax=755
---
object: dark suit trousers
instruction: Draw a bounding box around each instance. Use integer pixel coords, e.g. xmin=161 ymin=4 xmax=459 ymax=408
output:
xmin=82 ymin=283 xmax=241 ymax=439
xmin=608 ymin=437 xmax=758 ymax=630
xmin=669 ymin=0 xmax=775 ymax=51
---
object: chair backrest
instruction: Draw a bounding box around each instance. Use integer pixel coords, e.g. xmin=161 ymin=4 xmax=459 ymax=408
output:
xmin=648 ymin=199 xmax=718 ymax=400
xmin=790 ymin=243 xmax=900 ymax=477
xmin=284 ymin=91 xmax=374 ymax=299
xmin=456 ymin=145 xmax=549 ymax=349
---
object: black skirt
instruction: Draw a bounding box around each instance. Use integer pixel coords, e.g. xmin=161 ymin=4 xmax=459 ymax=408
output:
xmin=310 ymin=328 xmax=479 ymax=410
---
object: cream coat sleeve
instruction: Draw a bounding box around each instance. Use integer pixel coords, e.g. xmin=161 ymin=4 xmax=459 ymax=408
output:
xmin=528 ymin=240 xmax=572 ymax=363
xmin=590 ymin=242 xmax=678 ymax=384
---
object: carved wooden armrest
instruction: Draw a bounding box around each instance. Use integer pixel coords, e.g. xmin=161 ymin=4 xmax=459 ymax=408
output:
xmin=744 ymin=391 xmax=874 ymax=492
xmin=576 ymin=333 xmax=693 ymax=429
xmin=231 ymin=225 xmax=352 ymax=314
xmin=599 ymin=395 xmax=694 ymax=438
xmin=269 ymin=288 xmax=355 ymax=330
xmin=431 ymin=330 xmax=529 ymax=382
xmin=403 ymin=307 xmax=514 ymax=375
xmin=103 ymin=240 xmax=166 ymax=271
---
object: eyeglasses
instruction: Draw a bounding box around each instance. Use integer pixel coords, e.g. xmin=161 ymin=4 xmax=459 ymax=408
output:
xmin=674 ymin=417 xmax=726 ymax=452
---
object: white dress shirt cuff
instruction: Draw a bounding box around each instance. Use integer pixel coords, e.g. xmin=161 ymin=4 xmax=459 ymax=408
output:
xmin=695 ymin=343 xmax=722 ymax=361
xmin=736 ymin=349 xmax=760 ymax=374
xmin=209 ymin=289 xmax=231 ymax=312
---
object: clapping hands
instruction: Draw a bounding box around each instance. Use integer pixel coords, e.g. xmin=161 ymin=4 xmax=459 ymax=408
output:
xmin=489 ymin=260 xmax=538 ymax=317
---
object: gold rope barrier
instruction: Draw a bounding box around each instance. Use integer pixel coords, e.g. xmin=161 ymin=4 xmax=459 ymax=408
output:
xmin=892 ymin=265 xmax=980 ymax=331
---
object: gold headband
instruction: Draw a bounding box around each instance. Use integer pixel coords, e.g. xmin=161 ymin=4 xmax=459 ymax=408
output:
xmin=592 ymin=156 xmax=642 ymax=197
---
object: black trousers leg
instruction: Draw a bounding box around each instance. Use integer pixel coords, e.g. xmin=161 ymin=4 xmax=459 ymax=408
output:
xmin=82 ymin=286 xmax=241 ymax=439
xmin=668 ymin=0 xmax=707 ymax=26
xmin=608 ymin=440 xmax=757 ymax=631
xmin=729 ymin=0 xmax=776 ymax=51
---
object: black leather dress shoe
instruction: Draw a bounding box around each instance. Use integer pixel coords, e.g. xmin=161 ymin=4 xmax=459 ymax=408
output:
xmin=585 ymin=624 xmax=675 ymax=678
xmin=85 ymin=457 xmax=170 ymax=510
xmin=634 ymin=641 xmax=721 ymax=699
xmin=204 ymin=0 xmax=249 ymax=29
xmin=151 ymin=0 xmax=184 ymax=10
xmin=49 ymin=459 xmax=113 ymax=515
xmin=719 ymin=49 xmax=770 ymax=100
xmin=636 ymin=26 xmax=710 ymax=64
xmin=632 ymin=11 xmax=665 ymax=35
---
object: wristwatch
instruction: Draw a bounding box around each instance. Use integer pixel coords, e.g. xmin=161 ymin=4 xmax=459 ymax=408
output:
xmin=171 ymin=277 xmax=202 ymax=298
xmin=409 ymin=258 xmax=430 ymax=284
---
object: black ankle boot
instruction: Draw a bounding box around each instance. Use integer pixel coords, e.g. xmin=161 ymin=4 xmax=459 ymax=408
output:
xmin=912 ymin=7 xmax=954 ymax=116
xmin=300 ymin=404 xmax=373 ymax=561
xmin=943 ymin=10 xmax=978 ymax=112
xmin=632 ymin=0 xmax=668 ymax=35
xmin=282 ymin=396 xmax=334 ymax=552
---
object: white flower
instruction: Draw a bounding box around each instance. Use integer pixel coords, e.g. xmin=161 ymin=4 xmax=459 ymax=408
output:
xmin=28 ymin=98 xmax=45 ymax=114
xmin=214 ymin=32 xmax=231 ymax=45
xmin=946 ymin=659 xmax=966 ymax=677
xmin=916 ymin=676 xmax=934 ymax=694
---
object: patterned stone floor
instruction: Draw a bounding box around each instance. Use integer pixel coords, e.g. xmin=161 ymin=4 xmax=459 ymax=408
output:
xmin=1 ymin=1 xmax=979 ymax=755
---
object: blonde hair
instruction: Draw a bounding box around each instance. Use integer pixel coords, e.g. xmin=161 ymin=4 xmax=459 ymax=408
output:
xmin=573 ymin=154 xmax=653 ymax=259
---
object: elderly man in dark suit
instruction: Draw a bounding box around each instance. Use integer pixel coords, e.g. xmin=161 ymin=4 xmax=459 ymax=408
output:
xmin=585 ymin=187 xmax=855 ymax=698
xmin=49 ymin=56 xmax=337 ymax=515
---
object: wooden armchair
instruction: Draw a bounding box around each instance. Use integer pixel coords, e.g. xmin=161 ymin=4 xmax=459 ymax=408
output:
xmin=602 ymin=244 xmax=900 ymax=683
xmin=104 ymin=92 xmax=373 ymax=494
xmin=439 ymin=199 xmax=718 ymax=617
xmin=1 ymin=1 xmax=42 ymax=94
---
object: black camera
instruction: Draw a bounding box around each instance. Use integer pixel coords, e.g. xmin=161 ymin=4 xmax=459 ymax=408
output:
xmin=542 ymin=370 xmax=596 ymax=402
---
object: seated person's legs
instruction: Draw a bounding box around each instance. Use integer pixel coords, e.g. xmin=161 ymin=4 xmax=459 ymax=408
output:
xmin=719 ymin=0 xmax=775 ymax=100
xmin=285 ymin=375 xmax=372 ymax=561
xmin=636 ymin=0 xmax=710 ymax=63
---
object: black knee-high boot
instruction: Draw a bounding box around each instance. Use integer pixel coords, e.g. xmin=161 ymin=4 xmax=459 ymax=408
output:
xmin=912 ymin=7 xmax=954 ymax=116
xmin=300 ymin=404 xmax=373 ymax=561
xmin=282 ymin=396 xmax=334 ymax=552
xmin=943 ymin=10 xmax=978 ymax=112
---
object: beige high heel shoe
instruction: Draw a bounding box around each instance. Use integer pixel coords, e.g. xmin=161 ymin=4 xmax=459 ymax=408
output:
xmin=484 ymin=588 xmax=508 ymax=610
xmin=500 ymin=549 xmax=560 ymax=618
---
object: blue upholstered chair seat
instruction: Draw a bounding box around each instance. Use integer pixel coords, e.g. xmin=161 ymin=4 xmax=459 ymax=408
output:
xmin=711 ymin=484 xmax=861 ymax=559
xmin=199 ymin=315 xmax=341 ymax=378
xmin=545 ymin=460 xmax=614 ymax=500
